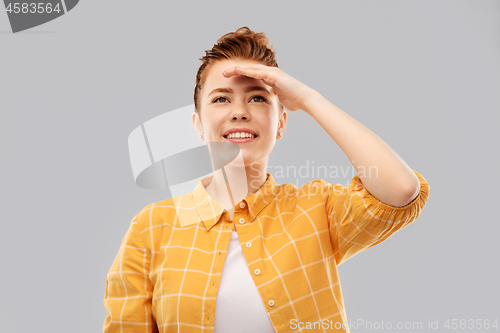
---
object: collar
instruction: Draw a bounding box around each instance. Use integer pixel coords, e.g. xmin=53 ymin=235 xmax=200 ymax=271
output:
xmin=192 ymin=172 xmax=279 ymax=231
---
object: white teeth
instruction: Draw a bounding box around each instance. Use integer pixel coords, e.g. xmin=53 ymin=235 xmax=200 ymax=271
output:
xmin=225 ymin=132 xmax=256 ymax=139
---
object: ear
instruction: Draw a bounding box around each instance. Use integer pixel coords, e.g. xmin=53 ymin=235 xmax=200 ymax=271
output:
xmin=281 ymin=110 xmax=288 ymax=130
xmin=192 ymin=111 xmax=203 ymax=138
xmin=277 ymin=111 xmax=288 ymax=139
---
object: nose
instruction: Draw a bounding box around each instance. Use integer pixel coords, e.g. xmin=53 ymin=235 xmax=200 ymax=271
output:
xmin=229 ymin=102 xmax=251 ymax=121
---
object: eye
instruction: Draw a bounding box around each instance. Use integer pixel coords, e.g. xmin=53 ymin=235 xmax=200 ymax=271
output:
xmin=212 ymin=96 xmax=228 ymax=103
xmin=212 ymin=95 xmax=267 ymax=104
xmin=250 ymin=95 xmax=267 ymax=103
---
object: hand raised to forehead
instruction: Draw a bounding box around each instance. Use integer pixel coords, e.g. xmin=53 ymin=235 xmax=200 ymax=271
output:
xmin=222 ymin=63 xmax=319 ymax=112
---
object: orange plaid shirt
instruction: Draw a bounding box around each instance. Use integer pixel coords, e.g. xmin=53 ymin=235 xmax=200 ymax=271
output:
xmin=103 ymin=170 xmax=429 ymax=332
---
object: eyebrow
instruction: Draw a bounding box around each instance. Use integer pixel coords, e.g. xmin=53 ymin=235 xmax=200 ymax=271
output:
xmin=208 ymin=86 xmax=270 ymax=97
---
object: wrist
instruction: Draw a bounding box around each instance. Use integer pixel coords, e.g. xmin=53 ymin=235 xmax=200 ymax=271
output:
xmin=302 ymin=90 xmax=325 ymax=116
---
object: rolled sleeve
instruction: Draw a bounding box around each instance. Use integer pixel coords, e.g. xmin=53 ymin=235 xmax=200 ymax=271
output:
xmin=326 ymin=169 xmax=430 ymax=266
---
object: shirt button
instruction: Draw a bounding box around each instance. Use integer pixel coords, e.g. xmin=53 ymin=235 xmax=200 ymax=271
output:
xmin=254 ymin=268 xmax=260 ymax=275
xmin=246 ymin=242 xmax=252 ymax=248
xmin=239 ymin=202 xmax=245 ymax=208
xmin=268 ymin=299 xmax=275 ymax=307
xmin=239 ymin=218 xmax=245 ymax=224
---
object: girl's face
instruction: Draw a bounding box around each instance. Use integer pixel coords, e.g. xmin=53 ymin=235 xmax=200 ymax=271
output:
xmin=192 ymin=59 xmax=286 ymax=166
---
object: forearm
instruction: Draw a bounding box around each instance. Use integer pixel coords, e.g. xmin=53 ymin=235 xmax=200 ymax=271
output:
xmin=303 ymin=92 xmax=420 ymax=207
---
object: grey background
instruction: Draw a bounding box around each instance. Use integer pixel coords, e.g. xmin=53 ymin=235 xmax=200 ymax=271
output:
xmin=1 ymin=0 xmax=499 ymax=332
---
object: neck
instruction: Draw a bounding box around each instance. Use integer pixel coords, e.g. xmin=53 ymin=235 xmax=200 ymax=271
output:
xmin=204 ymin=158 xmax=268 ymax=217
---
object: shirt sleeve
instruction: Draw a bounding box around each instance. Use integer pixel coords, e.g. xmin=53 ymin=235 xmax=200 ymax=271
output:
xmin=103 ymin=209 xmax=158 ymax=333
xmin=326 ymin=169 xmax=430 ymax=266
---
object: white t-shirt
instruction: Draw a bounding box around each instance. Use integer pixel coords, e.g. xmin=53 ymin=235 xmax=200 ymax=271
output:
xmin=213 ymin=226 xmax=276 ymax=333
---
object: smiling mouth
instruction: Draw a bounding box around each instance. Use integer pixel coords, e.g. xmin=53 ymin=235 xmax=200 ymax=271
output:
xmin=223 ymin=133 xmax=258 ymax=142
xmin=223 ymin=133 xmax=257 ymax=139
